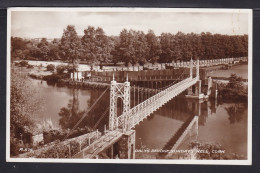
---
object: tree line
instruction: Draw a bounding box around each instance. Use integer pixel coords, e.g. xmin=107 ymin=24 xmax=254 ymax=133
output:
xmin=11 ymin=25 xmax=248 ymax=66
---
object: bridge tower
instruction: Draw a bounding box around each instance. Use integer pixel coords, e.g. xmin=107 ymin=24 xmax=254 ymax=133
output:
xmin=109 ymin=74 xmax=130 ymax=131
xmin=190 ymin=58 xmax=193 ymax=78
xmin=195 ymin=59 xmax=202 ymax=97
xmin=189 ymin=58 xmax=200 ymax=78
xmin=188 ymin=58 xmax=200 ymax=95
xmin=196 ymin=58 xmax=200 ymax=79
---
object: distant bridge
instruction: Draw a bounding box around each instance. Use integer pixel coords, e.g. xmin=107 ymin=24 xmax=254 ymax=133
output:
xmin=86 ymin=57 xmax=247 ymax=85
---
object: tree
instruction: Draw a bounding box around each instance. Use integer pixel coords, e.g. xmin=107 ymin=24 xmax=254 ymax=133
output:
xmin=134 ymin=31 xmax=149 ymax=65
xmin=81 ymin=26 xmax=112 ymax=67
xmin=201 ymin=32 xmax=214 ymax=60
xmin=218 ymin=73 xmax=247 ymax=101
xmin=145 ymin=30 xmax=161 ymax=64
xmin=10 ymin=71 xmax=44 ymax=155
xmin=81 ymin=26 xmax=97 ymax=63
xmin=160 ymin=33 xmax=174 ymax=63
xmin=49 ymin=39 xmax=61 ymax=60
xmin=95 ymin=27 xmax=112 ymax=67
xmin=11 ymin=37 xmax=28 ymax=60
xmin=113 ymin=29 xmax=149 ymax=66
xmin=37 ymin=38 xmax=50 ymax=60
xmin=113 ymin=29 xmax=135 ymax=66
xmin=227 ymin=73 xmax=244 ymax=90
xmin=60 ymin=25 xmax=82 ymax=76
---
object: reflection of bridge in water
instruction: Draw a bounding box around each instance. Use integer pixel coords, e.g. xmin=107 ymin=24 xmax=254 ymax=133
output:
xmin=157 ymin=97 xmax=217 ymax=125
xmin=72 ymin=59 xmax=205 ymax=159
xmin=153 ymin=98 xmax=218 ymax=158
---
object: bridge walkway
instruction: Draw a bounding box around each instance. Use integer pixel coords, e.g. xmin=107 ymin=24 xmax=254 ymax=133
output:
xmin=73 ymin=130 xmax=123 ymax=159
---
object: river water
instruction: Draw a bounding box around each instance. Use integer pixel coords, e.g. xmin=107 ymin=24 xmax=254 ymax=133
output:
xmin=31 ymin=78 xmax=248 ymax=159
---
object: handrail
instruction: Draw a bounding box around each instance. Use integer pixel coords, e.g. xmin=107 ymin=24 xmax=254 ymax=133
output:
xmin=117 ymin=76 xmax=198 ymax=130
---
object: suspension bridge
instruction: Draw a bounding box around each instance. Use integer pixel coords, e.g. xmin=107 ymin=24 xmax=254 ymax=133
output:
xmin=19 ymin=59 xmax=202 ymax=159
xmin=70 ymin=59 xmax=201 ymax=159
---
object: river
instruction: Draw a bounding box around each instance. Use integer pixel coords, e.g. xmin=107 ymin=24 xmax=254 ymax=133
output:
xmin=30 ymin=78 xmax=248 ymax=160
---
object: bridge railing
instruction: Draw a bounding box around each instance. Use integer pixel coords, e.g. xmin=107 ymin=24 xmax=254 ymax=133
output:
xmin=117 ymin=76 xmax=198 ymax=131
xmin=172 ymin=57 xmax=247 ymax=68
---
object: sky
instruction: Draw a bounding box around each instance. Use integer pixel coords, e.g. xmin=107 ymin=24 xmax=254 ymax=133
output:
xmin=10 ymin=9 xmax=249 ymax=39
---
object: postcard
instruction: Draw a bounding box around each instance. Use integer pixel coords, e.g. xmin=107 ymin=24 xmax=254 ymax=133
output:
xmin=6 ymin=7 xmax=252 ymax=164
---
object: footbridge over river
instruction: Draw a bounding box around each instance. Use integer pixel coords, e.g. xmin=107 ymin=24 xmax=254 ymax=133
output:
xmin=72 ymin=59 xmax=201 ymax=159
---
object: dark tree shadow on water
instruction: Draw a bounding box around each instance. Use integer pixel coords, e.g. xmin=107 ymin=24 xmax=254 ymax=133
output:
xmin=225 ymin=103 xmax=247 ymax=124
xmin=58 ymin=88 xmax=110 ymax=130
xmin=58 ymin=89 xmax=85 ymax=129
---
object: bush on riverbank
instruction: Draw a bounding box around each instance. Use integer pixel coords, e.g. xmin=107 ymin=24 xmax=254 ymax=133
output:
xmin=217 ymin=73 xmax=247 ymax=101
xmin=42 ymin=73 xmax=69 ymax=83
xmin=56 ymin=64 xmax=66 ymax=74
xmin=43 ymin=126 xmax=92 ymax=144
xmin=19 ymin=60 xmax=29 ymax=67
xmin=46 ymin=64 xmax=55 ymax=71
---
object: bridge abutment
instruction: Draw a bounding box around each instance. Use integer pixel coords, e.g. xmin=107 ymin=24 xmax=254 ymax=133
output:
xmin=195 ymin=80 xmax=201 ymax=96
xmin=118 ymin=130 xmax=136 ymax=159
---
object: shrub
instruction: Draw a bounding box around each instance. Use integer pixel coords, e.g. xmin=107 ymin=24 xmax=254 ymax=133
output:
xmin=43 ymin=127 xmax=91 ymax=144
xmin=66 ymin=64 xmax=76 ymax=73
xmin=14 ymin=62 xmax=20 ymax=66
xmin=46 ymin=64 xmax=55 ymax=71
xmin=27 ymin=64 xmax=34 ymax=69
xmin=10 ymin=138 xmax=20 ymax=156
xmin=19 ymin=60 xmax=28 ymax=67
xmin=217 ymin=73 xmax=247 ymax=101
xmin=43 ymin=74 xmax=61 ymax=83
xmin=56 ymin=64 xmax=66 ymax=74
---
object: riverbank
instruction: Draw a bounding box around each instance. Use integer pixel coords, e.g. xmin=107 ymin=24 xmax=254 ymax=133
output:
xmin=208 ymin=64 xmax=248 ymax=80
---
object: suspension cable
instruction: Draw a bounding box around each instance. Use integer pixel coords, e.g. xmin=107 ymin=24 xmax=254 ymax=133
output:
xmin=93 ymin=106 xmax=110 ymax=129
xmin=62 ymin=86 xmax=109 ymax=141
xmin=157 ymin=69 xmax=188 ymax=93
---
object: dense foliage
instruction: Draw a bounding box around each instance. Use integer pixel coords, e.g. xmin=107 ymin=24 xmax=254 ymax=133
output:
xmin=217 ymin=73 xmax=248 ymax=101
xmin=11 ymin=26 xmax=248 ymax=66
xmin=43 ymin=127 xmax=92 ymax=144
xmin=10 ymin=71 xmax=44 ymax=156
xmin=46 ymin=64 xmax=55 ymax=71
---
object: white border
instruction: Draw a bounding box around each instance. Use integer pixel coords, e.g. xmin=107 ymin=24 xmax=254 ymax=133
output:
xmin=6 ymin=7 xmax=253 ymax=165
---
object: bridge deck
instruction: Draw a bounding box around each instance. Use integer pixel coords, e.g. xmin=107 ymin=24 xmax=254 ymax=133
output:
xmin=73 ymin=130 xmax=123 ymax=159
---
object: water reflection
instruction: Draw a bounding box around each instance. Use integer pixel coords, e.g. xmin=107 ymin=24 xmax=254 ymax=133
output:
xmin=58 ymin=89 xmax=85 ymax=129
xmin=58 ymin=88 xmax=110 ymax=130
xmin=225 ymin=103 xmax=247 ymax=124
xmin=156 ymin=97 xmax=213 ymax=126
xmin=135 ymin=96 xmax=248 ymax=158
xmin=31 ymin=79 xmax=248 ymax=158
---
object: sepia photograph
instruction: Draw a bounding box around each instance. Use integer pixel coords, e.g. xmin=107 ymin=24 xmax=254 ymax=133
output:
xmin=6 ymin=8 xmax=252 ymax=164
